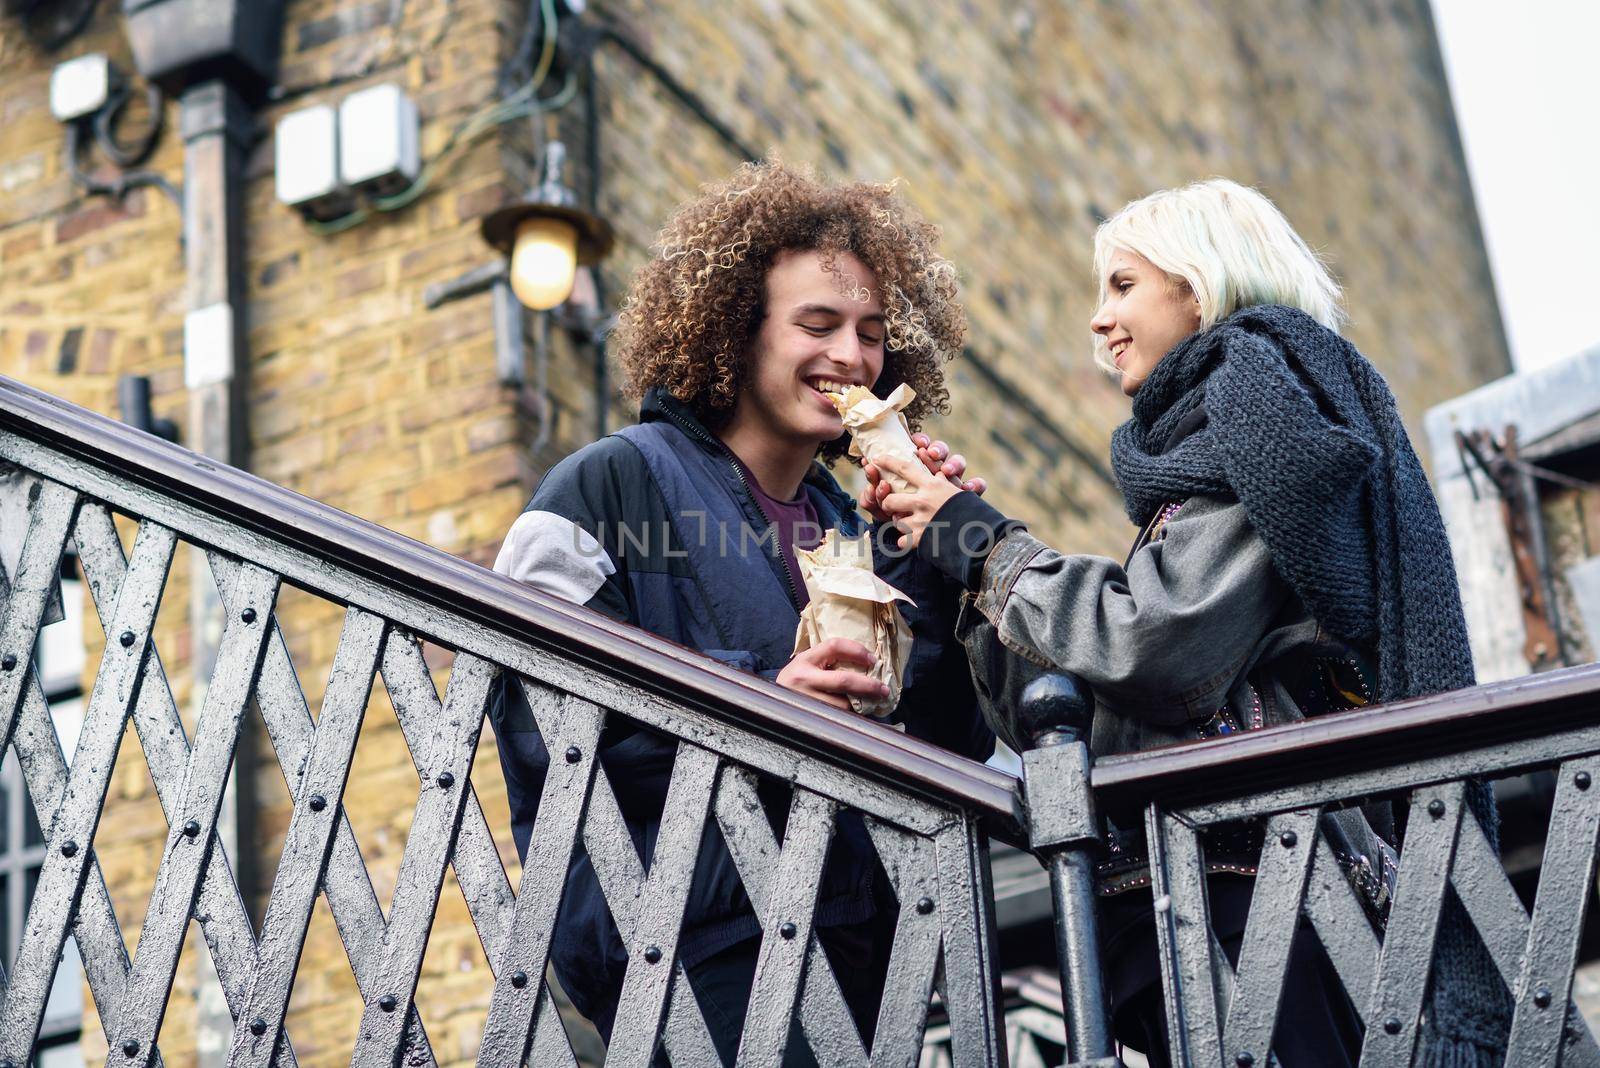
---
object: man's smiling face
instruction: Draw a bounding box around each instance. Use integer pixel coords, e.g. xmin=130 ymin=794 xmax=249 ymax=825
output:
xmin=734 ymin=248 xmax=888 ymax=450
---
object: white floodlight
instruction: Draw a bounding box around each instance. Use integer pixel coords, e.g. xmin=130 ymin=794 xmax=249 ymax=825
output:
xmin=50 ymin=53 xmax=117 ymax=123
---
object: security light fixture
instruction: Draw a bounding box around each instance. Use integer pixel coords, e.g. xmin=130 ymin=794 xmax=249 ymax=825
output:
xmin=480 ymin=140 xmax=612 ymax=311
xmin=50 ymin=52 xmax=117 ymax=122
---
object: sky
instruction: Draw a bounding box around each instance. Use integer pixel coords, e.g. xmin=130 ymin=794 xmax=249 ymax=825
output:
xmin=1431 ymin=0 xmax=1600 ymax=373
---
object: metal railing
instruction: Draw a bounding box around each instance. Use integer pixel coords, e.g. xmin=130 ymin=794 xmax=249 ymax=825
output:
xmin=1034 ymin=648 xmax=1600 ymax=1066
xmin=0 ymin=375 xmax=1023 ymax=1066
xmin=5 ymin=371 xmax=1600 ymax=1067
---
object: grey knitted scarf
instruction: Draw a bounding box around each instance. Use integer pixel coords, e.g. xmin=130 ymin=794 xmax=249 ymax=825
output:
xmin=1110 ymin=304 xmax=1510 ymax=1065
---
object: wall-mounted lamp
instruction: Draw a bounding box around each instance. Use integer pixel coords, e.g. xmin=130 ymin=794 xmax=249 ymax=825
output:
xmin=479 ymin=140 xmax=613 ymax=311
xmin=422 ymin=136 xmax=614 ymax=454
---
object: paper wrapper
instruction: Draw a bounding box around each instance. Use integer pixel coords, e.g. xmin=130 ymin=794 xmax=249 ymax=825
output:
xmin=826 ymin=383 xmax=920 ymax=493
xmin=792 ymin=530 xmax=914 ymax=723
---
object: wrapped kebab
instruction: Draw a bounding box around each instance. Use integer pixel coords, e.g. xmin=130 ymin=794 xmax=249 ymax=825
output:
xmin=825 ymin=383 xmax=921 ymax=494
xmin=792 ymin=530 xmax=914 ymax=723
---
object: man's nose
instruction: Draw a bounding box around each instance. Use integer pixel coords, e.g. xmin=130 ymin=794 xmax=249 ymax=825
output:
xmin=827 ymin=331 xmax=865 ymax=367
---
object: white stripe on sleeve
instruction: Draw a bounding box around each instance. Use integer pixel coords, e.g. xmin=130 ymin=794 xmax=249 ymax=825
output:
xmin=493 ymin=510 xmax=618 ymax=605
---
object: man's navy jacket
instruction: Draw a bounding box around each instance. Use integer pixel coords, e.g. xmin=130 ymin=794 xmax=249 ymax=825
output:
xmin=489 ymin=388 xmax=993 ymax=1021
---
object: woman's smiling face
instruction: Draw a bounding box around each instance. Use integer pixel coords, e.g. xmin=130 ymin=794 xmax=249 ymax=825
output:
xmin=1091 ymin=248 xmax=1202 ymax=397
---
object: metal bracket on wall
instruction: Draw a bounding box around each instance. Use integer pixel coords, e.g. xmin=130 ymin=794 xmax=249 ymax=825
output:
xmin=423 ymin=262 xmax=528 ymax=387
xmin=1454 ymin=425 xmax=1576 ymax=668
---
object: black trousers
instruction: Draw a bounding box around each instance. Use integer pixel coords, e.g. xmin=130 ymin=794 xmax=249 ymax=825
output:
xmin=1097 ymin=876 xmax=1363 ymax=1067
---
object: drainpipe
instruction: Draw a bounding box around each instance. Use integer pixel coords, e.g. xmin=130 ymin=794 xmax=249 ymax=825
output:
xmin=177 ymin=79 xmax=254 ymax=1066
xmin=122 ymin=3 xmax=284 ymax=1063
xmin=178 ymin=81 xmax=251 ymax=465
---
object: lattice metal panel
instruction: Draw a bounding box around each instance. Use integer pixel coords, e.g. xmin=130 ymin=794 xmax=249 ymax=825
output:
xmin=1143 ymin=755 xmax=1600 ymax=1067
xmin=0 ymin=438 xmax=1012 ymax=1064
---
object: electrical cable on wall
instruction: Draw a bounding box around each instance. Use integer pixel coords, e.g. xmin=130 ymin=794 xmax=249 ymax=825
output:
xmin=59 ymin=69 xmax=181 ymax=210
xmin=261 ymin=0 xmax=458 ymax=112
xmin=18 ymin=0 xmax=99 ymax=52
xmin=63 ymin=121 xmax=179 ymax=206
xmin=308 ymin=0 xmax=565 ymax=235
xmin=93 ymin=79 xmax=164 ymax=168
xmin=587 ymin=18 xmax=760 ymax=163
xmin=303 ymin=0 xmax=765 ymax=237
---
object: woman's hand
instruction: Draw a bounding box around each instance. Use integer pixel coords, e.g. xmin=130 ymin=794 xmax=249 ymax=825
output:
xmin=775 ymin=638 xmax=889 ymax=711
xmin=873 ymin=453 xmax=966 ymax=550
xmin=857 ymin=434 xmax=986 ymax=522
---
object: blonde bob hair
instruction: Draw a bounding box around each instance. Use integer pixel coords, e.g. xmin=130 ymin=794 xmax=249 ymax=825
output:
xmin=1091 ymin=178 xmax=1346 ymax=372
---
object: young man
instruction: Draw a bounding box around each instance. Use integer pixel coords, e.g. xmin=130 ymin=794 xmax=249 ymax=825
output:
xmin=490 ymin=159 xmax=992 ymax=1063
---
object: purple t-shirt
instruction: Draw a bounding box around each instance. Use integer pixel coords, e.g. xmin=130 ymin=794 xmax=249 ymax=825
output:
xmin=733 ymin=459 xmax=823 ymax=609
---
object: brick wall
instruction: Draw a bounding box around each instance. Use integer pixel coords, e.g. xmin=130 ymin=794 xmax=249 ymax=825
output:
xmin=1 ymin=2 xmax=542 ymax=1064
xmin=0 ymin=0 xmax=1506 ymax=1062
xmin=573 ymin=0 xmax=1509 ymax=553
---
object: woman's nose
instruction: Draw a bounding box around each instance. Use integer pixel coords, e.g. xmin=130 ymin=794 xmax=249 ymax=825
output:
xmin=1090 ymin=301 xmax=1115 ymax=335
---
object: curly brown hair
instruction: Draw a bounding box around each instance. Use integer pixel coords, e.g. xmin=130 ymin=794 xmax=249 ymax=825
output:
xmin=611 ymin=158 xmax=966 ymax=461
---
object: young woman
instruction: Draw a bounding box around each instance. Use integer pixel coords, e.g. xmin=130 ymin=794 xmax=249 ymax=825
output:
xmin=871 ymin=178 xmax=1508 ymax=1066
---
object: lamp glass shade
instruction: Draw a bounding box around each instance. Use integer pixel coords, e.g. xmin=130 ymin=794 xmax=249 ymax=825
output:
xmin=509 ymin=216 xmax=579 ymax=310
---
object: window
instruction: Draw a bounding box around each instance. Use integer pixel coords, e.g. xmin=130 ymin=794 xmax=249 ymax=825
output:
xmin=2 ymin=551 xmax=84 ymax=1065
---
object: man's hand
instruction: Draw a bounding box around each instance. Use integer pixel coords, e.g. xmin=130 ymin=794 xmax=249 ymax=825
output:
xmin=776 ymin=638 xmax=889 ymax=711
xmin=858 ymin=434 xmax=986 ymax=522
xmin=874 ymin=453 xmax=966 ymax=551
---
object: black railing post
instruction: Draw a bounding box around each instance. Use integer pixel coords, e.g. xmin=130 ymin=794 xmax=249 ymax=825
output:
xmin=1019 ymin=674 xmax=1120 ymax=1068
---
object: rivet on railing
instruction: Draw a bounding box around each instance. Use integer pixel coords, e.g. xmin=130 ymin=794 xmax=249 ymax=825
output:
xmin=1577 ymin=771 xmax=1592 ymax=791
xmin=309 ymin=794 xmax=327 ymax=812
xmin=250 ymin=1017 xmax=268 ymax=1036
xmin=1534 ymin=984 xmax=1553 ymax=1008
xmin=241 ymin=607 xmax=257 ymax=624
xmin=119 ymin=630 xmax=135 ymax=648
xmin=565 ymin=746 xmax=582 ymax=764
xmin=511 ymin=969 xmax=528 ymax=988
xmin=61 ymin=840 xmax=78 ymax=857
xmin=1279 ymin=830 xmax=1297 ymax=848
xmin=378 ymin=994 xmax=398 ymax=1012
xmin=0 ymin=653 xmax=15 ymax=671
xmin=1235 ymin=1053 xmax=1255 ymax=1067
xmin=1427 ymin=798 xmax=1446 ymax=818
xmin=122 ymin=1039 xmax=140 ymax=1057
xmin=643 ymin=945 xmax=662 ymax=964
xmin=916 ymin=896 xmax=935 ymax=915
xmin=1384 ymin=1016 xmax=1403 ymax=1035
xmin=436 ymin=771 xmax=455 ymax=788
xmin=183 ymin=820 xmax=201 ymax=838
xmin=779 ymin=921 xmax=797 ymax=940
